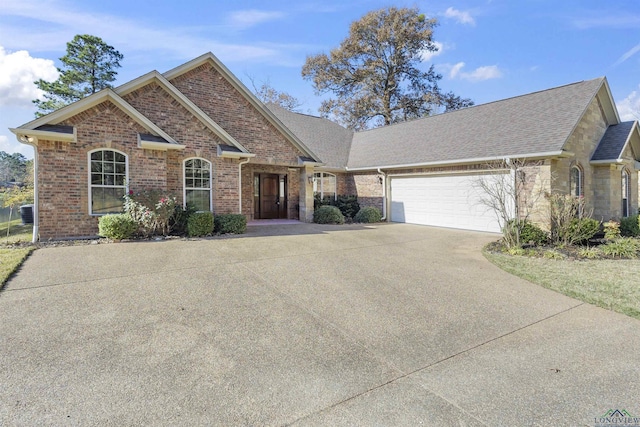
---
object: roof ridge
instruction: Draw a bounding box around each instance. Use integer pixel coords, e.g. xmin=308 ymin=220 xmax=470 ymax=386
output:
xmin=355 ymin=77 xmax=605 ymax=135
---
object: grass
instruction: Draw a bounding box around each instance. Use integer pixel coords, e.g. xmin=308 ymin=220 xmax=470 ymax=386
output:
xmin=0 ymin=219 xmax=35 ymax=287
xmin=484 ymin=250 xmax=640 ymax=320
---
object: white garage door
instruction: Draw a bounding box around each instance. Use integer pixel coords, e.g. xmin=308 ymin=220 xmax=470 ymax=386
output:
xmin=390 ymin=174 xmax=506 ymax=233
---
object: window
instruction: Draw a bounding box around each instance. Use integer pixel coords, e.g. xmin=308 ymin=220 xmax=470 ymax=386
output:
xmin=570 ymin=165 xmax=583 ymax=197
xmin=184 ymin=158 xmax=212 ymax=211
xmin=89 ymin=149 xmax=128 ymax=215
xmin=622 ymin=169 xmax=630 ymax=217
xmin=313 ymin=172 xmax=336 ymax=200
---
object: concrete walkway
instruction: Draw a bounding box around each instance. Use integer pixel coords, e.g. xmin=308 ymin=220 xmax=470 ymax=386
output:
xmin=1 ymin=223 xmax=638 ymax=426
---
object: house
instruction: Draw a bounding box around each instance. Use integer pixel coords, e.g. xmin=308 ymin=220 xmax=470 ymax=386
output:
xmin=10 ymin=52 xmax=640 ymax=241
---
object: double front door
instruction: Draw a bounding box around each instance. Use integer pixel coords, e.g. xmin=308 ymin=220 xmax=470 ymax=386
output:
xmin=254 ymin=174 xmax=288 ymax=219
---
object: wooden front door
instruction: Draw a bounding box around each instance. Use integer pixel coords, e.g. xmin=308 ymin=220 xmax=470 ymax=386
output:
xmin=256 ymin=174 xmax=287 ymax=219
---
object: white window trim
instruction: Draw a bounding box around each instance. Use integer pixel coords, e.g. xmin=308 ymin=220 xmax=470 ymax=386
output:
xmin=313 ymin=172 xmax=337 ymax=200
xmin=183 ymin=157 xmax=213 ymax=212
xmin=87 ymin=148 xmax=129 ymax=216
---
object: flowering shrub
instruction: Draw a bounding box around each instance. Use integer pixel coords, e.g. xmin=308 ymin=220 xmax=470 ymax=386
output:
xmin=124 ymin=189 xmax=178 ymax=236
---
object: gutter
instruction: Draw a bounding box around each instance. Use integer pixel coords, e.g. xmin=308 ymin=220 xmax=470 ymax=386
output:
xmin=377 ymin=168 xmax=387 ymax=221
xmin=13 ymin=133 xmax=39 ymax=243
xmin=346 ymin=150 xmax=571 ymax=172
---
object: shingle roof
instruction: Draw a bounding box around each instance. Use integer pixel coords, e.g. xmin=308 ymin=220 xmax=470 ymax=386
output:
xmin=266 ymin=103 xmax=353 ymax=169
xmin=347 ymin=77 xmax=606 ymax=169
xmin=591 ymin=121 xmax=636 ymax=161
xmin=35 ymin=124 xmax=74 ymax=134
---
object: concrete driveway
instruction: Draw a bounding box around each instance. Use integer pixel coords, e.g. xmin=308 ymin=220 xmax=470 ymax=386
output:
xmin=1 ymin=223 xmax=638 ymax=426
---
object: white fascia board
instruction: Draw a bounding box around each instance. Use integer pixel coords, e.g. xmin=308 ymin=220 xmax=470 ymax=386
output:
xmin=10 ymin=127 xmax=76 ymax=144
xmin=217 ymin=151 xmax=256 ymax=159
xmin=138 ymin=135 xmax=185 ymax=151
xmin=590 ymin=159 xmax=624 ymax=165
xmin=346 ymin=151 xmax=567 ymax=171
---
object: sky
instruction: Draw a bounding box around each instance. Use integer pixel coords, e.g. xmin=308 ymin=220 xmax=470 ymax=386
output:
xmin=1 ymin=0 xmax=639 ymax=159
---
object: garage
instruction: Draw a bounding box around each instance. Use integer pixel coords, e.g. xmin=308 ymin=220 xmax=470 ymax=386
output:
xmin=389 ymin=173 xmax=507 ymax=233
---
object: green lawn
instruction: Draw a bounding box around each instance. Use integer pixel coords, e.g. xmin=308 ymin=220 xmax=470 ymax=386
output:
xmin=485 ymin=250 xmax=640 ymax=320
xmin=0 ymin=219 xmax=35 ymax=287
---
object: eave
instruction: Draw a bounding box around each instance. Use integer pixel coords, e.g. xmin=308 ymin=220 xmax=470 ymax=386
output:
xmin=346 ymin=150 xmax=570 ymax=172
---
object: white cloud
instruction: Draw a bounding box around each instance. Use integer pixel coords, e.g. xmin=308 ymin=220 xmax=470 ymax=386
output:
xmin=617 ymin=87 xmax=640 ymax=121
xmin=449 ymin=62 xmax=502 ymax=82
xmin=420 ymin=41 xmax=444 ymax=62
xmin=613 ymin=43 xmax=640 ymax=67
xmin=444 ymin=7 xmax=475 ymax=26
xmin=227 ymin=9 xmax=285 ymax=29
xmin=0 ymin=134 xmax=35 ymax=157
xmin=0 ymin=46 xmax=59 ymax=108
xmin=0 ymin=0 xmax=294 ymax=65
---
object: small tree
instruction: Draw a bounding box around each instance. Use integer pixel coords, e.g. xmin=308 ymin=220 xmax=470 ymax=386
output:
xmin=474 ymin=158 xmax=547 ymax=248
xmin=33 ymin=34 xmax=123 ymax=117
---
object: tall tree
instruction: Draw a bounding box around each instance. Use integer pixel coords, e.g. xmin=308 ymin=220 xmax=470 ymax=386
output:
xmin=0 ymin=152 xmax=27 ymax=183
xmin=33 ymin=34 xmax=123 ymax=117
xmin=302 ymin=7 xmax=473 ymax=130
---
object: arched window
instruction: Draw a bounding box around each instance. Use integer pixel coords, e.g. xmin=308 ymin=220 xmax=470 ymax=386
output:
xmin=570 ymin=165 xmax=583 ymax=198
xmin=89 ymin=149 xmax=128 ymax=215
xmin=184 ymin=158 xmax=212 ymax=211
xmin=622 ymin=168 xmax=630 ymax=217
xmin=313 ymin=172 xmax=336 ymax=200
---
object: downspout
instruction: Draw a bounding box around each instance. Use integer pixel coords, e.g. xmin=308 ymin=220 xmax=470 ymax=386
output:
xmin=238 ymin=158 xmax=250 ymax=214
xmin=18 ymin=135 xmax=39 ymax=243
xmin=377 ymin=168 xmax=387 ymax=220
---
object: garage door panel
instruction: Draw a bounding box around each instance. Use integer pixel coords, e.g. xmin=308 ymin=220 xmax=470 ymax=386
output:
xmin=390 ymin=175 xmax=505 ymax=233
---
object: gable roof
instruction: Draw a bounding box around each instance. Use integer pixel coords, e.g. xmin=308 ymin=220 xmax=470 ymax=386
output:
xmin=592 ymin=121 xmax=640 ymax=163
xmin=266 ymin=104 xmax=353 ymax=170
xmin=347 ymin=77 xmax=612 ymax=170
xmin=163 ymin=52 xmax=322 ymax=163
xmin=115 ymin=70 xmax=250 ymax=153
xmin=11 ymin=89 xmax=184 ymax=149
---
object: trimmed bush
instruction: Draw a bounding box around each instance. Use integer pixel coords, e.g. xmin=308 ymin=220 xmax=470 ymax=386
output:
xmin=187 ymin=212 xmax=214 ymax=237
xmin=313 ymin=205 xmax=344 ymax=224
xmin=620 ymin=214 xmax=640 ymax=237
xmin=214 ymin=214 xmax=247 ymax=234
xmin=170 ymin=204 xmax=197 ymax=236
xmin=98 ymin=214 xmax=137 ymax=240
xmin=354 ymin=206 xmax=382 ymax=223
xmin=519 ymin=221 xmax=548 ymax=246
xmin=335 ymin=195 xmax=360 ymax=219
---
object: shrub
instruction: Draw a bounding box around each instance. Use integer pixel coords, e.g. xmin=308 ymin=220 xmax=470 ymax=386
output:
xmin=170 ymin=204 xmax=197 ymax=236
xmin=620 ymin=215 xmax=640 ymax=237
xmin=334 ymin=195 xmax=360 ymax=219
xmin=578 ymin=247 xmax=600 ymax=259
xmin=124 ymin=190 xmax=178 ymax=236
xmin=98 ymin=214 xmax=137 ymax=240
xmin=543 ymin=249 xmax=565 ymax=260
xmin=603 ymin=221 xmax=621 ymax=240
xmin=567 ymin=218 xmax=600 ymax=244
xmin=187 ymin=212 xmax=214 ymax=237
xmin=518 ymin=221 xmax=548 ymax=246
xmin=313 ymin=205 xmax=344 ymax=224
xmin=600 ymin=238 xmax=640 ymax=259
xmin=546 ymin=192 xmax=595 ymax=246
xmin=354 ymin=206 xmax=382 ymax=223
xmin=214 ymin=214 xmax=247 ymax=234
